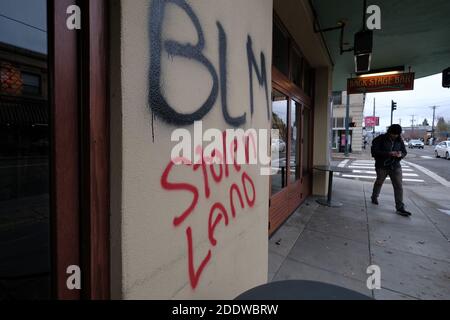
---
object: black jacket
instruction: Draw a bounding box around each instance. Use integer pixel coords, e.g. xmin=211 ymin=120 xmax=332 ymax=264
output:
xmin=371 ymin=134 xmax=407 ymax=169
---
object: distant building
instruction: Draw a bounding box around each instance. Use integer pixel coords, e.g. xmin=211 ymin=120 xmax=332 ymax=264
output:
xmin=401 ymin=125 xmax=432 ymax=141
xmin=331 ymin=91 xmax=366 ymax=153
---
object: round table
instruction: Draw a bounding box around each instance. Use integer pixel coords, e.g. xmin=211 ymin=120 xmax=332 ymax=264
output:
xmin=313 ymin=165 xmax=353 ymax=208
xmin=236 ymin=280 xmax=372 ymax=300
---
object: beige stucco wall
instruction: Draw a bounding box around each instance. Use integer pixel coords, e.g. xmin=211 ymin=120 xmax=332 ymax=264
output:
xmin=312 ymin=67 xmax=333 ymax=196
xmin=110 ymin=0 xmax=272 ymax=299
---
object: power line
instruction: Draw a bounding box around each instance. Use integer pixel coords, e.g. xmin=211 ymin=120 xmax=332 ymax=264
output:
xmin=0 ymin=13 xmax=47 ymax=33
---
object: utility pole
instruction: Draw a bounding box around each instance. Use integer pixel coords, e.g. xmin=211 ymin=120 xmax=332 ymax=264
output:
xmin=373 ymin=98 xmax=376 ymax=136
xmin=430 ymin=106 xmax=439 ymax=143
xmin=410 ymin=115 xmax=416 ymax=136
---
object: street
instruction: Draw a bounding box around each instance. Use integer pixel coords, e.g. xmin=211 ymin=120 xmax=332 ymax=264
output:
xmin=405 ymin=145 xmax=450 ymax=181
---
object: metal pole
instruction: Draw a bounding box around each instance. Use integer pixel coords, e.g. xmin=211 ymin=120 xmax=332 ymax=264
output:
xmin=431 ymin=106 xmax=437 ymax=143
xmin=390 ymin=103 xmax=394 ymax=126
xmin=373 ymin=98 xmax=376 ymax=136
xmin=345 ymin=91 xmax=350 ymax=157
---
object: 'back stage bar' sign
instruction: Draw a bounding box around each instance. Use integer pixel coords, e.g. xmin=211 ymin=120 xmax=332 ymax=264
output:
xmin=347 ymin=72 xmax=415 ymax=94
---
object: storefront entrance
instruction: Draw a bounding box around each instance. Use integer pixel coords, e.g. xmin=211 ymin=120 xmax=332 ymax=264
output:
xmin=269 ymin=16 xmax=314 ymax=235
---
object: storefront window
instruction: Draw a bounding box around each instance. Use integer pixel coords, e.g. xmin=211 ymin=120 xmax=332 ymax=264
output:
xmin=303 ymin=61 xmax=313 ymax=96
xmin=22 ymin=72 xmax=41 ymax=96
xmin=271 ymin=90 xmax=288 ymax=195
xmin=0 ymin=0 xmax=50 ymax=299
xmin=291 ymin=49 xmax=303 ymax=89
xmin=272 ymin=23 xmax=289 ymax=77
xmin=289 ymin=100 xmax=301 ymax=182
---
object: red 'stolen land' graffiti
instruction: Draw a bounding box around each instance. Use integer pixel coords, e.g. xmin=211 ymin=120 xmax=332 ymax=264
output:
xmin=160 ymin=132 xmax=257 ymax=289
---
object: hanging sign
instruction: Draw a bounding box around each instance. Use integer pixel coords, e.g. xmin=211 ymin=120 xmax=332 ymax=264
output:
xmin=347 ymin=72 xmax=415 ymax=94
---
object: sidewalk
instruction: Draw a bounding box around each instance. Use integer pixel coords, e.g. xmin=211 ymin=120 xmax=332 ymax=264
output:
xmin=331 ymin=149 xmax=372 ymax=161
xmin=268 ymin=177 xmax=450 ymax=300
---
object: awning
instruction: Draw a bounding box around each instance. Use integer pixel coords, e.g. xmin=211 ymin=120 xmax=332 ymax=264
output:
xmin=310 ymin=0 xmax=450 ymax=90
xmin=0 ymin=99 xmax=48 ymax=126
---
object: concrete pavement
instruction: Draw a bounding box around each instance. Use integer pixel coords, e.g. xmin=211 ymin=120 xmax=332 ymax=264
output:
xmin=268 ymin=177 xmax=450 ymax=300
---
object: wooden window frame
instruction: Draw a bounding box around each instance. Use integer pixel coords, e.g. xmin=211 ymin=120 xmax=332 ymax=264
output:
xmin=269 ymin=15 xmax=315 ymax=236
xmin=273 ymin=13 xmax=313 ymax=100
xmin=50 ymin=0 xmax=109 ymax=299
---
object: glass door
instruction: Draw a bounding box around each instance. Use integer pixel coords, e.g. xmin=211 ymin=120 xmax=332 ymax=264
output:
xmin=271 ymin=90 xmax=289 ymax=196
xmin=289 ymin=100 xmax=302 ymax=183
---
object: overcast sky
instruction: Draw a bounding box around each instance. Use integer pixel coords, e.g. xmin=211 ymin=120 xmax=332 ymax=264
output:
xmin=0 ymin=0 xmax=47 ymax=54
xmin=364 ymin=73 xmax=450 ymax=131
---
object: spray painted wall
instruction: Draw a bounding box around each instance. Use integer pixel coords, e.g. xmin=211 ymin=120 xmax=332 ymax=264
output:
xmin=111 ymin=0 xmax=273 ymax=299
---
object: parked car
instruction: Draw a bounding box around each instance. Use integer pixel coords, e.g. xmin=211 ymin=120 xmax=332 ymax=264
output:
xmin=434 ymin=141 xmax=450 ymax=159
xmin=271 ymin=138 xmax=286 ymax=153
xmin=408 ymin=139 xmax=424 ymax=149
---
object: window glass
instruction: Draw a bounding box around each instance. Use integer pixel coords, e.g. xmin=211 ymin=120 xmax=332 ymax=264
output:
xmin=332 ymin=91 xmax=342 ymax=105
xmin=291 ymin=49 xmax=303 ymax=88
xmin=272 ymin=23 xmax=289 ymax=77
xmin=22 ymin=72 xmax=41 ymax=95
xmin=0 ymin=0 xmax=50 ymax=299
xmin=303 ymin=61 xmax=312 ymax=96
xmin=271 ymin=90 xmax=288 ymax=195
xmin=289 ymin=100 xmax=301 ymax=182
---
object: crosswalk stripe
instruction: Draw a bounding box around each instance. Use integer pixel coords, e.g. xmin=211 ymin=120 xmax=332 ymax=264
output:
xmin=348 ymin=166 xmax=376 ymax=169
xmin=350 ymin=170 xmax=419 ymax=177
xmin=342 ymin=175 xmax=376 ymax=179
xmin=341 ymin=175 xmax=424 ymax=183
xmin=341 ymin=160 xmax=425 ymax=183
xmin=348 ymin=165 xmax=411 ymax=169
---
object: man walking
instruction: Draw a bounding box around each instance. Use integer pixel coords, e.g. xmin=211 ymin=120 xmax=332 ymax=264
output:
xmin=371 ymin=124 xmax=411 ymax=217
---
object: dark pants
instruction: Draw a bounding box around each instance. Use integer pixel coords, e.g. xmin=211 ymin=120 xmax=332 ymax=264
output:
xmin=372 ymin=166 xmax=405 ymax=210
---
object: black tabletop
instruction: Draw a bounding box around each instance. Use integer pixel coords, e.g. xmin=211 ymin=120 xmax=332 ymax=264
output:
xmin=235 ymin=280 xmax=372 ymax=300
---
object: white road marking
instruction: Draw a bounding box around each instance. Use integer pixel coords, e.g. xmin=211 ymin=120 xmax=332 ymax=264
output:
xmin=420 ymin=156 xmax=434 ymax=159
xmin=403 ymin=160 xmax=450 ymax=187
xmin=342 ymin=175 xmax=424 ymax=183
xmin=348 ymin=166 xmax=377 ymax=169
xmin=342 ymin=174 xmax=376 ymax=179
xmin=348 ymin=165 xmax=411 ymax=169
xmin=351 ymin=170 xmax=418 ymax=177
xmin=337 ymin=159 xmax=349 ymax=168
xmin=351 ymin=170 xmax=377 ymax=174
xmin=349 ymin=165 xmax=411 ymax=170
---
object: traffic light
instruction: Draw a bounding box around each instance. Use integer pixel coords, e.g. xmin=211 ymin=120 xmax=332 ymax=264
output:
xmin=391 ymin=100 xmax=397 ymax=111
